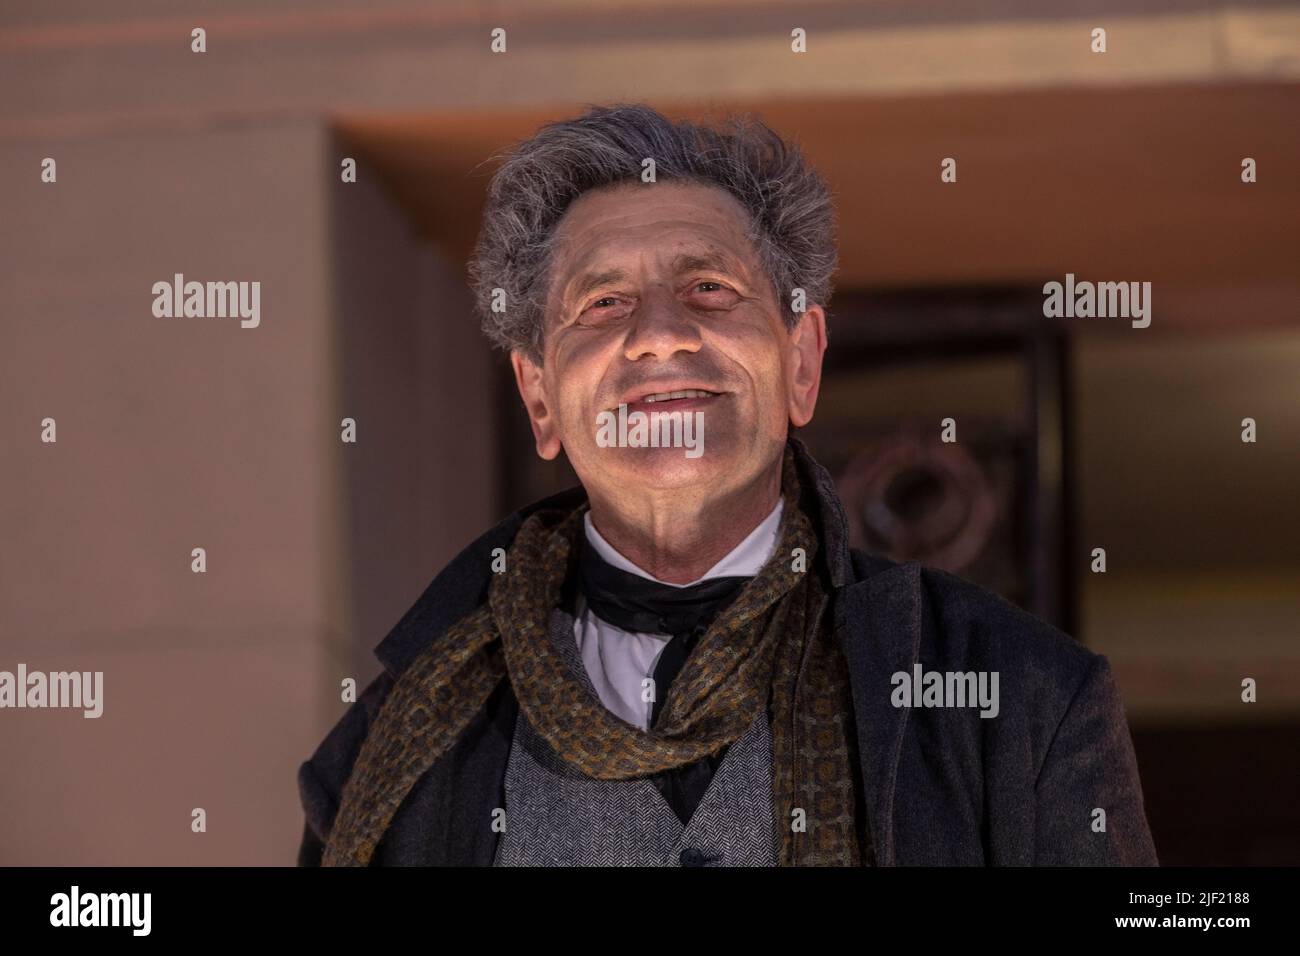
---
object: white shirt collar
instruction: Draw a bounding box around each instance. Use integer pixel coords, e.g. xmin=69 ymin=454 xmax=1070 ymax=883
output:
xmin=582 ymin=497 xmax=784 ymax=589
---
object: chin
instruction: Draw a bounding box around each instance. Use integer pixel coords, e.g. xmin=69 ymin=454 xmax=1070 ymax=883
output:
xmin=598 ymin=443 xmax=737 ymax=491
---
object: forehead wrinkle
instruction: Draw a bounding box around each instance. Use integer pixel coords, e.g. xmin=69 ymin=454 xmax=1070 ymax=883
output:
xmin=669 ymin=251 xmax=746 ymax=278
xmin=550 ymin=178 xmax=760 ymax=286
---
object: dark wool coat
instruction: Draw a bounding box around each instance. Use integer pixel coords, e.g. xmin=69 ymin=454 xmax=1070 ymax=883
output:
xmin=297 ymin=438 xmax=1158 ymax=866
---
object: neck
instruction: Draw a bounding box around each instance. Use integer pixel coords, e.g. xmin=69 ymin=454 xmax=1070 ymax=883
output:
xmin=584 ymin=459 xmax=783 ymax=584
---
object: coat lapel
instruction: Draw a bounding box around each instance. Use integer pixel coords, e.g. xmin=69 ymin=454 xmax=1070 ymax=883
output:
xmin=833 ymin=560 xmax=923 ymax=866
xmin=790 ymin=432 xmax=923 ymax=866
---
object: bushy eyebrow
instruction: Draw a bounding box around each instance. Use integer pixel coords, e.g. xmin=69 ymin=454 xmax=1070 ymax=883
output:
xmin=565 ymin=252 xmax=741 ymax=306
xmin=569 ymin=269 xmax=629 ymax=305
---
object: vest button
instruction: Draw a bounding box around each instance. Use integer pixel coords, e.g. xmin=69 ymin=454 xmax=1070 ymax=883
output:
xmin=679 ymin=847 xmax=707 ymax=867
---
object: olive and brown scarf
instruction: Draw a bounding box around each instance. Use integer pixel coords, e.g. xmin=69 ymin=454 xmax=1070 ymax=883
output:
xmin=323 ymin=448 xmax=864 ymax=866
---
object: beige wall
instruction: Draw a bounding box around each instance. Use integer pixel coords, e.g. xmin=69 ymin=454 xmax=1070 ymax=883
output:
xmin=0 ymin=117 xmax=496 ymax=864
xmin=0 ymin=122 xmax=340 ymax=864
xmin=330 ymin=150 xmax=497 ymax=683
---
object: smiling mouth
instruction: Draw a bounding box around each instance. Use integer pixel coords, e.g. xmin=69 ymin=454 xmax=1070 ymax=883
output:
xmin=641 ymin=389 xmax=717 ymax=404
xmin=609 ymin=389 xmax=722 ymax=413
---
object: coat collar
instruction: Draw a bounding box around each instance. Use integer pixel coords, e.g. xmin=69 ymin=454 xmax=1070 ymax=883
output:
xmin=786 ymin=433 xmax=855 ymax=589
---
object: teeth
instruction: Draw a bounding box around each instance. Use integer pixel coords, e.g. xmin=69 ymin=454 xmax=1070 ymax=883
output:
xmin=642 ymin=389 xmax=715 ymax=403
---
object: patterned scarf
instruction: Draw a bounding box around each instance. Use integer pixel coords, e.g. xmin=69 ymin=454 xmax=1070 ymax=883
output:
xmin=323 ymin=447 xmax=863 ymax=866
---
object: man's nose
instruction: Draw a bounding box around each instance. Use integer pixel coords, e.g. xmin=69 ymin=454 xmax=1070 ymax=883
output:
xmin=622 ymin=287 xmax=702 ymax=361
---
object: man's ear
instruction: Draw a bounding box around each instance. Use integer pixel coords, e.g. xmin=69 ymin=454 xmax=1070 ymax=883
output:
xmin=510 ymin=349 xmax=562 ymax=460
xmin=788 ymin=304 xmax=827 ymax=428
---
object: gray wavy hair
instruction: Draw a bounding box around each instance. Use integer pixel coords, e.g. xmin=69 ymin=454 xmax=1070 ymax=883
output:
xmin=466 ymin=102 xmax=838 ymax=363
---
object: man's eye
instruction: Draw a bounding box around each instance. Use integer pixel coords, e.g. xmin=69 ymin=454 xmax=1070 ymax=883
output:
xmin=575 ymin=296 xmax=625 ymax=324
xmin=695 ymin=281 xmax=724 ymax=293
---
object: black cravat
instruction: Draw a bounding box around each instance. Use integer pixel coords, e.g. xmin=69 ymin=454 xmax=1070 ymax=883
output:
xmin=577 ymin=535 xmax=751 ymax=826
xmin=577 ymin=536 xmax=750 ymax=726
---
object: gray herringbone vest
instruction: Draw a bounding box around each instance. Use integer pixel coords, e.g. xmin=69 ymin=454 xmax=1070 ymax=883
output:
xmin=493 ymin=609 xmax=779 ymax=867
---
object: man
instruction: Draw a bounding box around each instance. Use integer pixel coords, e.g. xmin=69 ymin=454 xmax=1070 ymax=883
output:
xmin=297 ymin=103 xmax=1158 ymax=867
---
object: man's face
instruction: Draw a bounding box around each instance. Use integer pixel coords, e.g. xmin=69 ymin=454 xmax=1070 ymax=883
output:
xmin=511 ymin=179 xmax=826 ymax=502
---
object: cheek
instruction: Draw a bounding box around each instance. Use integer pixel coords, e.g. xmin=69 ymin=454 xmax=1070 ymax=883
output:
xmin=753 ymin=343 xmax=796 ymax=425
xmin=561 ymin=385 xmax=593 ymax=433
xmin=712 ymin=311 xmax=769 ymax=358
xmin=549 ymin=339 xmax=611 ymax=429
xmin=726 ymin=324 xmax=789 ymax=392
xmin=553 ymin=324 xmax=620 ymax=372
